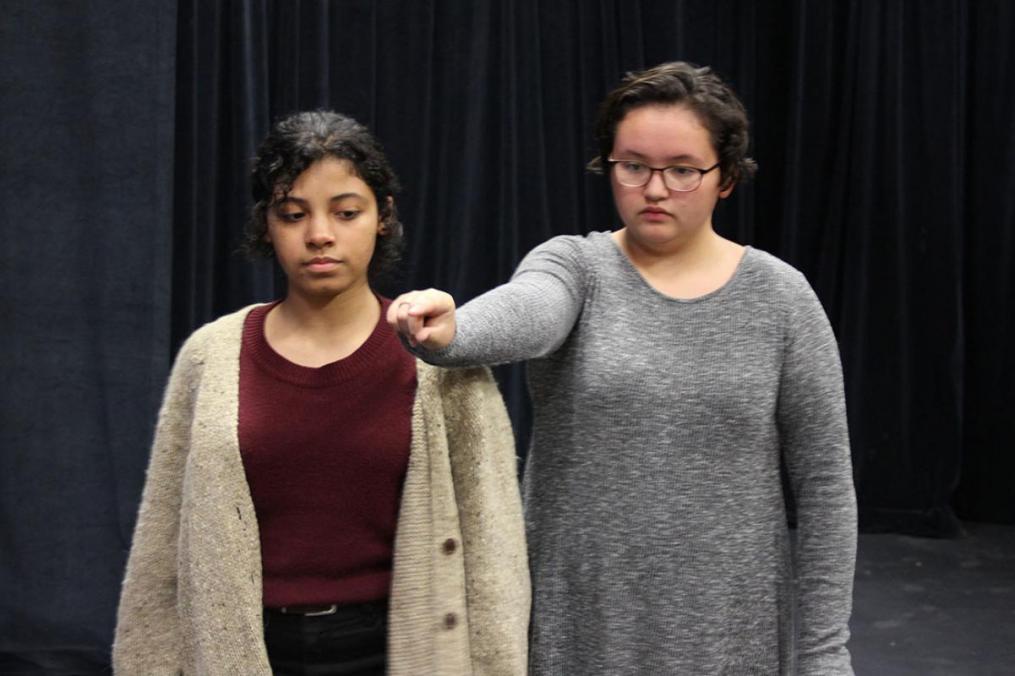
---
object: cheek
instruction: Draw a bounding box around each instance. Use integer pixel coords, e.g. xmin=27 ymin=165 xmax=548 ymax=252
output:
xmin=354 ymin=230 xmax=380 ymax=260
xmin=610 ymin=180 xmax=631 ymax=210
xmin=617 ymin=190 xmax=645 ymax=218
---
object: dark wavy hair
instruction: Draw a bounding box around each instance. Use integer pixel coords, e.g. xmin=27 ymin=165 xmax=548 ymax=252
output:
xmin=588 ymin=61 xmax=757 ymax=190
xmin=244 ymin=110 xmax=404 ymax=284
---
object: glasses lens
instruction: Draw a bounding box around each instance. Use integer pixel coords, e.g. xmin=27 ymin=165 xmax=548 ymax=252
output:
xmin=663 ymin=167 xmax=701 ymax=192
xmin=614 ymin=162 xmax=649 ymax=186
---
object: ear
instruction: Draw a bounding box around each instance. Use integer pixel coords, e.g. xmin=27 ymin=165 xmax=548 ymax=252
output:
xmin=718 ymin=171 xmax=737 ymax=199
xmin=378 ymin=196 xmax=395 ymax=235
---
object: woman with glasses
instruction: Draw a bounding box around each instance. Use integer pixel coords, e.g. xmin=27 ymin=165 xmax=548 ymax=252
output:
xmin=389 ymin=62 xmax=857 ymax=675
xmin=113 ymin=111 xmax=529 ymax=675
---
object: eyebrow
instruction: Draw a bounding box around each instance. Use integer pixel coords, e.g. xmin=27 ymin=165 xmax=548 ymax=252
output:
xmin=276 ymin=192 xmax=366 ymax=206
xmin=617 ymin=150 xmax=705 ymax=164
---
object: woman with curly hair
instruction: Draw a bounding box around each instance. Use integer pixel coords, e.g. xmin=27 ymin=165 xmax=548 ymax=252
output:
xmin=114 ymin=110 xmax=529 ymax=675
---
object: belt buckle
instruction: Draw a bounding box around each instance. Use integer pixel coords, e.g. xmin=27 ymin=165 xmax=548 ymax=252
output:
xmin=303 ymin=604 xmax=338 ymax=617
xmin=279 ymin=604 xmax=338 ymax=616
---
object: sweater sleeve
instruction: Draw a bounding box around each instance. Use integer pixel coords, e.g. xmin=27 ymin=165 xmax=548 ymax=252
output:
xmin=776 ymin=277 xmax=858 ymax=675
xmin=440 ymin=367 xmax=530 ymax=675
xmin=112 ymin=334 xmax=202 ymax=675
xmin=416 ymin=235 xmax=589 ymax=367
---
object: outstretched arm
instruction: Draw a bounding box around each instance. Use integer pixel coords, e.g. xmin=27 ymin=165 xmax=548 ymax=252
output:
xmin=387 ymin=235 xmax=590 ymax=367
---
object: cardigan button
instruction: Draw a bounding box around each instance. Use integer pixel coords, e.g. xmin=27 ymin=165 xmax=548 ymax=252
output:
xmin=443 ymin=612 xmax=458 ymax=630
xmin=442 ymin=538 xmax=457 ymax=555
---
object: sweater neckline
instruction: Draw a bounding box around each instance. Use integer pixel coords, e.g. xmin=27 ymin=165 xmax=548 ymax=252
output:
xmin=595 ymin=230 xmax=753 ymax=304
xmin=242 ymin=297 xmax=397 ymax=387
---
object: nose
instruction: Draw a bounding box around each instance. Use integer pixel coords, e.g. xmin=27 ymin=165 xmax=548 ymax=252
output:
xmin=643 ymin=169 xmax=669 ymax=200
xmin=305 ymin=213 xmax=335 ymax=249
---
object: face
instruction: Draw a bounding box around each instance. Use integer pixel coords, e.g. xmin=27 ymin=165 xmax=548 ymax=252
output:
xmin=609 ymin=104 xmax=732 ymax=250
xmin=265 ymin=156 xmax=385 ymax=300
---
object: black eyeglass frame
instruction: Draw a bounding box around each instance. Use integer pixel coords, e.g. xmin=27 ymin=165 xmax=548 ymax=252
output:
xmin=606 ymin=158 xmax=721 ymax=192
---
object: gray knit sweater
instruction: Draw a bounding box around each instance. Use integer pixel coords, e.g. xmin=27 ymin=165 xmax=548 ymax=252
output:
xmin=417 ymin=231 xmax=857 ymax=675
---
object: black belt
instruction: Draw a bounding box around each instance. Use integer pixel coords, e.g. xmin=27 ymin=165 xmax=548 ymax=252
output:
xmin=266 ymin=599 xmax=389 ymax=618
xmin=268 ymin=604 xmax=339 ymax=616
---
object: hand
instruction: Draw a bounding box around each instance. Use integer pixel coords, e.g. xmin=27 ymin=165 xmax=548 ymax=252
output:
xmin=387 ymin=289 xmax=457 ymax=350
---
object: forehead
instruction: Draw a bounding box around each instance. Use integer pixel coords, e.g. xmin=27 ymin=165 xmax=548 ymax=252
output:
xmin=612 ymin=104 xmax=716 ymax=162
xmin=284 ymin=156 xmax=373 ymax=199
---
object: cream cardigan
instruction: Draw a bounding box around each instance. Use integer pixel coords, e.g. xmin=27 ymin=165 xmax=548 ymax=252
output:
xmin=113 ymin=305 xmax=530 ymax=675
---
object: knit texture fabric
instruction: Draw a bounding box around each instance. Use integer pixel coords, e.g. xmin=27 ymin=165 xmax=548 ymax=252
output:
xmin=419 ymin=231 xmax=857 ymax=675
xmin=113 ymin=304 xmax=529 ymax=675
xmin=239 ymin=300 xmax=416 ymax=607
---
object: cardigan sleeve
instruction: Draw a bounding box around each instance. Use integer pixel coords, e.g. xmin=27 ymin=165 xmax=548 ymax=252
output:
xmin=440 ymin=367 xmax=530 ymax=676
xmin=112 ymin=333 xmax=202 ymax=675
xmin=777 ymin=278 xmax=858 ymax=675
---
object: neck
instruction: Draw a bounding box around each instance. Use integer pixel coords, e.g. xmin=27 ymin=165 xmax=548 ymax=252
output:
xmin=275 ymin=282 xmax=379 ymax=338
xmin=617 ymin=224 xmax=726 ymax=269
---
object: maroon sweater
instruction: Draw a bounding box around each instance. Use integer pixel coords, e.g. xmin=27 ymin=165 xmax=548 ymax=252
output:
xmin=238 ymin=299 xmax=416 ymax=607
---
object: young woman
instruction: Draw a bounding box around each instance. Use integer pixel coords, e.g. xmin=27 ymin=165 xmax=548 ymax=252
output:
xmin=390 ymin=62 xmax=858 ymax=675
xmin=113 ymin=111 xmax=529 ymax=675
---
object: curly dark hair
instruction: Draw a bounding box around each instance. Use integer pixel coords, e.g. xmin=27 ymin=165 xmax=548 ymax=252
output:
xmin=244 ymin=110 xmax=404 ymax=284
xmin=588 ymin=61 xmax=757 ymax=190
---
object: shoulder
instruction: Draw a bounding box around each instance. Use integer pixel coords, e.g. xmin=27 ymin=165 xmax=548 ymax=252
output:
xmin=172 ymin=303 xmax=267 ymax=368
xmin=524 ymin=231 xmax=610 ymax=260
xmin=741 ymin=248 xmax=811 ymax=292
xmin=738 ymin=247 xmax=825 ymax=310
xmin=734 ymin=248 xmax=835 ymax=339
xmin=515 ymin=231 xmax=614 ymax=280
xmin=740 ymin=250 xmax=839 ymax=355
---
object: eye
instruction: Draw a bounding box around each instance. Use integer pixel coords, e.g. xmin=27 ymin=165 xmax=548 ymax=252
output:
xmin=276 ymin=210 xmax=305 ymax=223
xmin=335 ymin=209 xmax=362 ymax=221
xmin=668 ymin=166 xmax=699 ymax=178
xmin=620 ymin=161 xmax=647 ymax=173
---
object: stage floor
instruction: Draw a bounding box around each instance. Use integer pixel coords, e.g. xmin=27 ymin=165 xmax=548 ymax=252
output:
xmin=850 ymin=522 xmax=1015 ymax=675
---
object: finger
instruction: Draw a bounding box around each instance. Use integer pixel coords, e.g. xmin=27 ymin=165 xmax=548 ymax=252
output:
xmin=411 ymin=290 xmax=452 ymax=318
xmin=405 ymin=298 xmax=437 ymax=318
xmin=385 ymin=298 xmax=404 ymax=326
xmin=396 ymin=302 xmax=414 ymax=338
xmin=407 ymin=313 xmax=422 ymax=338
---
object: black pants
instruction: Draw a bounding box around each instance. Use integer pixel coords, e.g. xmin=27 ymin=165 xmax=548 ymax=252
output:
xmin=263 ymin=600 xmax=388 ymax=676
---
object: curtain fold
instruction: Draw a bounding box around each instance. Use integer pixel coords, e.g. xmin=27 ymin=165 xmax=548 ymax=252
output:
xmin=955 ymin=0 xmax=1015 ymax=523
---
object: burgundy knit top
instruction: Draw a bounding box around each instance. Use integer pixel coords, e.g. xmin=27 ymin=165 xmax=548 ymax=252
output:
xmin=238 ymin=298 xmax=417 ymax=607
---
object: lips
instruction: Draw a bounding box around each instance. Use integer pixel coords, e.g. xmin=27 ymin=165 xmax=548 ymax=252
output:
xmin=639 ymin=207 xmax=672 ymax=222
xmin=304 ymin=257 xmax=342 ymax=271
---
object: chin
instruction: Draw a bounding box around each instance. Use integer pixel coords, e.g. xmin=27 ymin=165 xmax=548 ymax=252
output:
xmin=630 ymin=222 xmax=681 ymax=240
xmin=293 ymin=282 xmax=350 ymax=300
xmin=630 ymin=227 xmax=698 ymax=254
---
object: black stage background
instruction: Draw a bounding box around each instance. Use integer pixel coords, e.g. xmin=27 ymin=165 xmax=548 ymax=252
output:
xmin=1 ymin=0 xmax=1012 ymax=671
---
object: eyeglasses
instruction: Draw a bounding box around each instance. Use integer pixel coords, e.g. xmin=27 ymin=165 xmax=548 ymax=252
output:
xmin=607 ymin=158 xmax=721 ymax=192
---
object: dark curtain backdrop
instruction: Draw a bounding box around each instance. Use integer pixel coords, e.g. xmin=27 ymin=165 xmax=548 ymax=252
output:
xmin=2 ymin=0 xmax=1013 ymax=672
xmin=0 ymin=1 xmax=177 ymax=672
